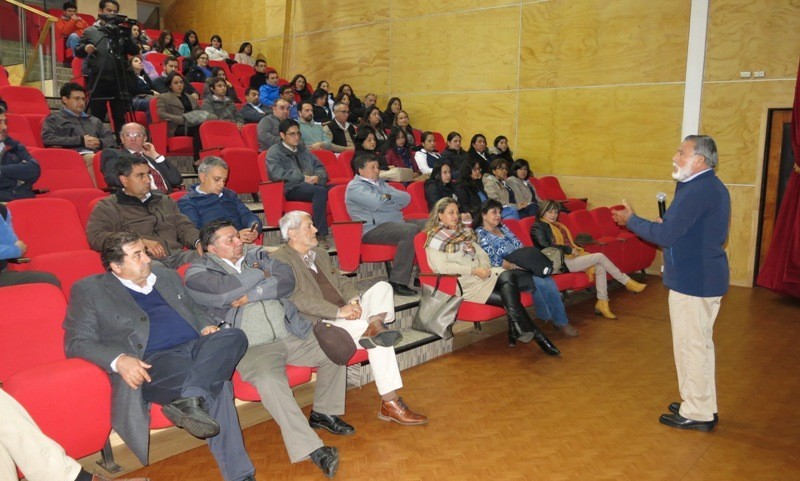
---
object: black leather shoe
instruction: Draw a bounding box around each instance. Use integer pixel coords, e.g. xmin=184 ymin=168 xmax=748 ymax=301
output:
xmin=658 ymin=412 xmax=716 ymax=431
xmin=389 ymin=281 xmax=416 ymax=296
xmin=310 ymin=446 xmax=339 ymax=478
xmin=161 ymin=397 xmax=220 ymax=438
xmin=309 ymin=411 xmax=355 ymax=436
xmin=532 ymin=330 xmax=560 ymax=356
xmin=668 ymin=402 xmax=718 ymax=423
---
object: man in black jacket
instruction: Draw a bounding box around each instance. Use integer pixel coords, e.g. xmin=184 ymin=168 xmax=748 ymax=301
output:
xmin=152 ymin=56 xmax=199 ymax=99
xmin=74 ymin=0 xmax=139 ymax=136
xmin=100 ymin=122 xmax=182 ymax=193
xmin=0 ymin=106 xmax=40 ymax=201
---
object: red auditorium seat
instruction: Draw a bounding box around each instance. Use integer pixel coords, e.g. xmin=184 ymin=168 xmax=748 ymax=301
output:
xmin=241 ymin=123 xmax=259 ymax=151
xmin=4 ymin=112 xmax=41 ymax=148
xmin=0 ymin=64 xmax=9 ymax=87
xmin=199 ymin=119 xmax=247 ymax=153
xmin=43 ymin=188 xmax=106 ymax=228
xmin=328 ymin=185 xmax=397 ymax=272
xmin=0 ymin=86 xmax=50 ymax=124
xmin=257 ymin=151 xmax=313 ymax=226
xmin=593 ymin=206 xmax=656 ymax=273
xmin=216 ymin=147 xmax=261 ymax=199
xmin=311 ymin=149 xmax=350 ymax=186
xmin=403 ymin=181 xmax=430 ymax=219
xmin=337 ymin=150 xmax=355 ymax=177
xmin=503 ymin=218 xmax=576 ymax=292
xmin=566 ymin=209 xmax=626 ymax=275
xmin=533 ymin=176 xmax=588 ymax=212
xmin=25 ymin=249 xmax=104 ymax=299
xmin=6 ymin=198 xmax=89 ymax=261
xmin=231 ymin=63 xmax=255 ymax=89
xmin=30 ymin=148 xmax=95 ymax=192
xmin=70 ymin=57 xmax=85 ymax=86
xmin=0 ymin=284 xmax=112 ymax=464
xmin=232 ymin=366 xmax=313 ymax=402
xmin=145 ymin=51 xmax=167 ymax=75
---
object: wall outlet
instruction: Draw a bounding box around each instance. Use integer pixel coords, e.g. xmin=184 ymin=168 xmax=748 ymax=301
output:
xmin=754 ymin=71 xmax=766 ymax=78
xmin=739 ymin=71 xmax=752 ymax=78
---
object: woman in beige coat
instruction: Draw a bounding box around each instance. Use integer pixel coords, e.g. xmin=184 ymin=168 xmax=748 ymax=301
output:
xmin=156 ymin=72 xmax=202 ymax=157
xmin=482 ymin=158 xmax=537 ymax=219
xmin=423 ymin=197 xmax=559 ymax=355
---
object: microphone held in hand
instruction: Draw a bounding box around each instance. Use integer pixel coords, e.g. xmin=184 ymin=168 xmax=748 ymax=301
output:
xmin=656 ymin=192 xmax=667 ymax=218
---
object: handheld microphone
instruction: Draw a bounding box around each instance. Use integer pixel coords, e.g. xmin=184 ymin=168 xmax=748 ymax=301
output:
xmin=656 ymin=192 xmax=667 ymax=218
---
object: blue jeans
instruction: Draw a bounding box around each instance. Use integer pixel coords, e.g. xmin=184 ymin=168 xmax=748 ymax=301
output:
xmin=531 ymin=276 xmax=569 ymax=326
xmin=66 ymin=33 xmax=80 ymax=52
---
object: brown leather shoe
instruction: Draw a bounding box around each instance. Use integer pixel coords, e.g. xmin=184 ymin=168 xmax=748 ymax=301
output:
xmin=378 ymin=397 xmax=428 ymax=425
xmin=359 ymin=312 xmax=403 ymax=349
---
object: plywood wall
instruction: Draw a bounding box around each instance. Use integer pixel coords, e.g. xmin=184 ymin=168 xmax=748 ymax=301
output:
xmin=162 ymin=0 xmax=800 ymax=287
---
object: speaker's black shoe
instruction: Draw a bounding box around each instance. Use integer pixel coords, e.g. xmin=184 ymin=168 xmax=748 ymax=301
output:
xmin=668 ymin=402 xmax=718 ymax=423
xmin=658 ymin=412 xmax=716 ymax=432
xmin=309 ymin=411 xmax=355 ymax=436
xmin=309 ymin=446 xmax=339 ymax=478
xmin=161 ymin=397 xmax=220 ymax=439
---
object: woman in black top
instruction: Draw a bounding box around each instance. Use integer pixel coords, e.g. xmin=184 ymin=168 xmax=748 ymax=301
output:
xmin=453 ymin=157 xmax=488 ymax=221
xmin=424 ymin=162 xmax=456 ymax=209
xmin=439 ymin=131 xmax=467 ymax=178
xmin=291 ymin=74 xmax=311 ymax=103
xmin=354 ymin=126 xmax=389 ymax=172
xmin=382 ymin=97 xmax=402 ymax=130
xmin=154 ymin=30 xmax=179 ymax=56
xmin=489 ymin=135 xmax=514 ymax=163
xmin=360 ymin=106 xmax=388 ymax=153
xmin=468 ymin=133 xmax=491 ymax=174
xmin=128 ymin=56 xmax=156 ymax=117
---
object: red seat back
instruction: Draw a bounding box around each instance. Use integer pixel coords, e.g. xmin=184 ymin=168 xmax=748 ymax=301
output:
xmin=208 ymin=59 xmax=232 ymax=78
xmin=569 ymin=209 xmax=603 ymax=240
xmin=0 ymin=86 xmax=50 ymax=116
xmin=337 ymin=150 xmax=355 ymax=177
xmin=5 ymin=112 xmax=39 ymax=147
xmin=221 ymin=147 xmax=260 ymax=195
xmin=590 ymin=207 xmax=622 ymax=238
xmin=200 ymin=119 xmax=245 ymax=150
xmin=25 ymin=250 xmax=104 ymax=300
xmin=405 ymin=180 xmax=429 ymax=214
xmin=32 ymin=148 xmax=95 ymax=192
xmin=257 ymin=150 xmax=270 ymax=182
xmin=518 ymin=217 xmax=537 ymax=246
xmin=242 ymin=123 xmax=259 ymax=151
xmin=312 ymin=149 xmax=349 ymax=182
xmin=231 ymin=63 xmax=255 ymax=88
xmin=146 ymin=51 xmax=167 ymax=74
xmin=0 ymin=284 xmax=67 ymax=381
xmin=7 ymin=198 xmax=89 ymax=257
xmin=538 ymin=176 xmax=567 ymax=200
xmin=328 ymin=185 xmax=352 ymax=222
xmin=43 ymin=188 xmax=106 ymax=228
xmin=432 ymin=131 xmax=446 ymax=153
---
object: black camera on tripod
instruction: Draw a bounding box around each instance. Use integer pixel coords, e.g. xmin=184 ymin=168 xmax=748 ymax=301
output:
xmin=97 ymin=13 xmax=138 ymax=37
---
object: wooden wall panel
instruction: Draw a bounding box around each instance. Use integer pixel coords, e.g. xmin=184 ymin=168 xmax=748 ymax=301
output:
xmin=517 ymin=85 xmax=684 ymax=179
xmin=705 ymin=0 xmax=800 ymax=81
xmin=294 ymin=0 xmax=388 ymax=34
xmin=402 ymin=92 xmax=518 ymax=146
xmin=519 ymin=0 xmax=690 ymax=89
xmin=290 ymin=23 xmax=390 ymax=97
xmin=390 ymin=7 xmax=520 ymax=94
xmin=700 ymin=80 xmax=794 ymax=185
xmin=390 ymin=0 xmax=520 ymax=18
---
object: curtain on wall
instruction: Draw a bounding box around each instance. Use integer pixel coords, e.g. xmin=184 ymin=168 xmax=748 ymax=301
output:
xmin=756 ymin=58 xmax=800 ymax=298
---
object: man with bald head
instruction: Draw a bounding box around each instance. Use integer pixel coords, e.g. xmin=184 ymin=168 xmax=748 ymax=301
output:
xmin=100 ymin=122 xmax=181 ymax=193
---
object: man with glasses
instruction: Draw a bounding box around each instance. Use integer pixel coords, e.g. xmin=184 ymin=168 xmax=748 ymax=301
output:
xmin=42 ymin=82 xmax=115 ymax=187
xmin=74 ymin=0 xmax=139 ymax=137
xmin=100 ymin=122 xmax=181 ymax=193
xmin=266 ymin=119 xmax=330 ymax=246
xmin=322 ymin=102 xmax=355 ymax=153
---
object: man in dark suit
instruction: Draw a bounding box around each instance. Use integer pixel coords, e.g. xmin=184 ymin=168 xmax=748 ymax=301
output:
xmin=63 ymin=231 xmax=256 ymax=481
xmin=100 ymin=122 xmax=182 ymax=193
xmin=272 ymin=211 xmax=427 ymax=426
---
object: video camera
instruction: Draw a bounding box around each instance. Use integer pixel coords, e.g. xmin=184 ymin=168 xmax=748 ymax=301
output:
xmin=97 ymin=13 xmax=138 ymax=37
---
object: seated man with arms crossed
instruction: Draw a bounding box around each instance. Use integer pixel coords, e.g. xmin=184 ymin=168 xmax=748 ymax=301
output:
xmin=185 ymin=219 xmax=348 ymax=478
xmin=64 ymin=231 xmax=256 ymax=481
xmin=273 ymin=211 xmax=428 ymax=425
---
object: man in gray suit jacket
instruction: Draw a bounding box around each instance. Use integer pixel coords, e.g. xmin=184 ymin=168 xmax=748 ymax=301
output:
xmin=63 ymin=231 xmax=256 ymax=481
xmin=184 ymin=219 xmax=345 ymax=479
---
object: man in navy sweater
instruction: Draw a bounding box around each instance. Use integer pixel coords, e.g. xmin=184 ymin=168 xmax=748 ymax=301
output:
xmin=613 ymin=135 xmax=730 ymax=432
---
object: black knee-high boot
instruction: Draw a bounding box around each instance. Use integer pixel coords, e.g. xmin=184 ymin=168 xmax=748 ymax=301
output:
xmin=488 ymin=271 xmax=560 ymax=356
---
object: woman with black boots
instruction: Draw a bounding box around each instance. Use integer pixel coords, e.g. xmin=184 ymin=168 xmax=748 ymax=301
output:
xmin=423 ymin=198 xmax=560 ymax=355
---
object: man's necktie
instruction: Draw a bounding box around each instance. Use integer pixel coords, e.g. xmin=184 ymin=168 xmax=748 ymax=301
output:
xmin=137 ymin=152 xmax=169 ymax=192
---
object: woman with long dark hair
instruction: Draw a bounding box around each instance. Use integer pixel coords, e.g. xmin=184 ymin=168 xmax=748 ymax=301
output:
xmin=424 ymin=163 xmax=456 ymax=209
xmin=453 ymin=157 xmax=487 ymax=220
xmin=204 ymin=34 xmax=229 ymax=61
xmin=384 ymin=126 xmax=419 ymax=177
xmin=439 ymin=131 xmax=466 ymax=174
xmin=360 ymin=105 xmax=388 ymax=153
xmin=423 ymin=198 xmax=560 ymax=354
xmin=290 ymin=74 xmax=311 ymax=102
xmin=489 ymin=135 xmax=514 ymax=163
xmin=127 ymin=56 xmax=157 ymax=118
xmin=234 ymin=42 xmax=255 ymax=65
xmin=154 ymin=30 xmax=178 ymax=56
xmin=468 ymin=133 xmax=491 ymax=174
xmin=156 ymin=72 xmax=203 ymax=158
xmin=382 ymin=97 xmax=402 ymax=130
xmin=178 ymin=30 xmax=200 ymax=58
xmin=414 ymin=131 xmax=441 ymax=175
xmin=393 ymin=109 xmax=415 ymax=147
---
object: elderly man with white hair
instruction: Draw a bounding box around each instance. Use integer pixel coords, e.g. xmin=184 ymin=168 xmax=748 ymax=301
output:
xmin=272 ymin=210 xmax=428 ymax=426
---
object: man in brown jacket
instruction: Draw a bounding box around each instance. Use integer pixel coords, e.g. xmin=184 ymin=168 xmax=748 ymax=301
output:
xmin=272 ymin=211 xmax=427 ymax=426
xmin=86 ymin=156 xmax=201 ymax=268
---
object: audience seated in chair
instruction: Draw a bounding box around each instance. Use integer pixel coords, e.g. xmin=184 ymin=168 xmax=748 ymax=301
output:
xmin=101 ymin=122 xmax=182 ymax=194
xmin=322 ymin=102 xmax=356 ymax=153
xmin=258 ymin=68 xmax=280 ymax=108
xmin=0 ymin=106 xmax=40 ymax=201
xmin=482 ymin=158 xmax=537 ymax=220
xmin=345 ymin=154 xmax=423 ymax=296
xmin=423 ymin=197 xmax=560 ymax=354
xmin=468 ymin=133 xmax=491 ymax=174
xmin=185 ymin=50 xmax=212 ymax=84
xmin=153 ymin=29 xmax=179 ymax=57
xmin=414 ymin=131 xmax=442 ymax=176
xmin=0 ymin=204 xmax=60 ymax=288
xmin=184 ymin=219 xmax=345 ymax=479
xmin=177 ymin=29 xmax=200 ymax=58
xmin=424 ymin=162 xmax=456 ymax=210
xmin=489 ymin=135 xmax=514 ymax=163
xmin=249 ymin=59 xmax=268 ymax=90
xmin=278 ymin=84 xmax=299 ymax=120
xmin=204 ymin=34 xmax=229 ymax=62
xmin=234 ymin=42 xmax=255 ymax=66
xmin=384 ymin=126 xmax=420 ymax=179
xmin=155 ymin=72 xmax=203 ymax=158
xmin=202 ymin=67 xmax=240 ymax=103
xmin=64 ymin=231 xmax=255 ymax=481
xmin=55 ymin=1 xmax=87 ymax=57
xmin=267 ymin=118 xmax=330 ymax=243
xmin=273 ymin=211 xmax=427 ymax=425
xmin=290 ymin=74 xmax=311 ymax=103
xmin=257 ymin=98 xmax=290 ymax=152
xmin=298 ymin=100 xmax=334 ymax=151
xmin=240 ymin=87 xmax=268 ymax=124
xmin=152 ymin=56 xmax=199 ymax=99
xmin=202 ymin=78 xmax=244 ymax=128
xmin=178 ymin=156 xmax=261 ymax=242
xmin=87 ymin=155 xmax=201 ymax=269
xmin=41 ymin=82 xmax=115 ymax=187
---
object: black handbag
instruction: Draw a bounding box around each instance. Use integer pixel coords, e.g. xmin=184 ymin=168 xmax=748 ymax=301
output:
xmin=505 ymin=246 xmax=554 ymax=277
xmin=412 ymin=277 xmax=463 ymax=340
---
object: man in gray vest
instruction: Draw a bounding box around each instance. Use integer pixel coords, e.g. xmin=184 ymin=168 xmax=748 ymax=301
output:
xmin=184 ymin=219 xmax=347 ymax=478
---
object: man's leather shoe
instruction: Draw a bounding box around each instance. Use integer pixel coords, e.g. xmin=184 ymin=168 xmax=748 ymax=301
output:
xmin=378 ymin=397 xmax=428 ymax=425
xmin=668 ymin=402 xmax=718 ymax=423
xmin=161 ymin=397 xmax=220 ymax=439
xmin=309 ymin=411 xmax=355 ymax=435
xmin=658 ymin=412 xmax=716 ymax=431
xmin=359 ymin=312 xmax=403 ymax=349
xmin=389 ymin=281 xmax=416 ymax=296
xmin=309 ymin=446 xmax=339 ymax=478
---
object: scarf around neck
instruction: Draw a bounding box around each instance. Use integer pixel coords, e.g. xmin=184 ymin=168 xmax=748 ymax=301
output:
xmin=425 ymin=223 xmax=477 ymax=256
